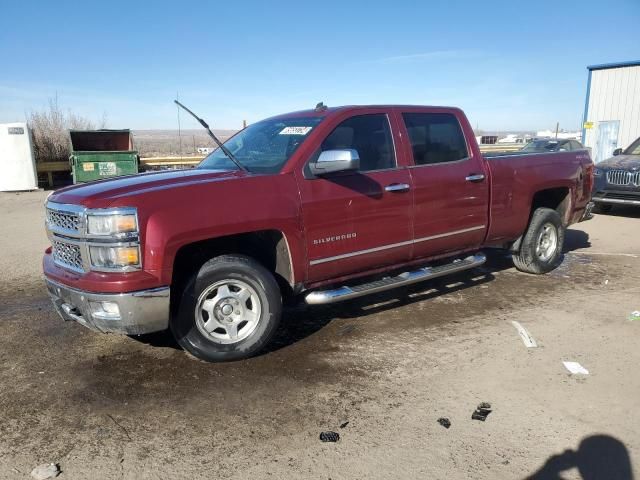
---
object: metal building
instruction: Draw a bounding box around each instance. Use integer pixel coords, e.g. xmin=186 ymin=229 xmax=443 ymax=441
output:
xmin=582 ymin=60 xmax=640 ymax=164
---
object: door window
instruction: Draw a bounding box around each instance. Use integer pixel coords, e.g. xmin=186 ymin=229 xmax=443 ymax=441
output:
xmin=321 ymin=114 xmax=396 ymax=172
xmin=402 ymin=113 xmax=468 ymax=165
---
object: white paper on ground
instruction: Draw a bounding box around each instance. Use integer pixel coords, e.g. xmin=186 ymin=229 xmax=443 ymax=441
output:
xmin=563 ymin=361 xmax=589 ymax=375
xmin=511 ymin=321 xmax=538 ymax=348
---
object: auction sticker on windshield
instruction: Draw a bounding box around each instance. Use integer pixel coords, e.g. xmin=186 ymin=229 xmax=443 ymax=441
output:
xmin=279 ymin=126 xmax=313 ymax=135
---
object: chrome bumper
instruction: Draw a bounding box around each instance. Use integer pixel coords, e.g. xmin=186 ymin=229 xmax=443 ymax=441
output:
xmin=45 ymin=278 xmax=170 ymax=335
xmin=592 ymin=196 xmax=640 ymax=206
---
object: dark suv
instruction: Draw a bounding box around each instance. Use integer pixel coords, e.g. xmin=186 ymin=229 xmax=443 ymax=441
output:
xmin=592 ymin=136 xmax=640 ymax=213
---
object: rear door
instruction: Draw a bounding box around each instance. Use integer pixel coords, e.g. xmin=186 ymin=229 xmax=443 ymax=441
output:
xmin=395 ymin=108 xmax=489 ymax=260
xmin=296 ymin=111 xmax=413 ymax=283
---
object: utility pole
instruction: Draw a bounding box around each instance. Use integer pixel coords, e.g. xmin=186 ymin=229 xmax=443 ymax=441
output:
xmin=176 ymin=91 xmax=182 ymax=160
xmin=243 ymin=120 xmax=247 ymax=129
xmin=555 ymin=122 xmax=559 ymax=139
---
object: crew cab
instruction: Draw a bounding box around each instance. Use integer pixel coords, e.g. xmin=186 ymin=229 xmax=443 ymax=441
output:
xmin=43 ymin=105 xmax=594 ymax=362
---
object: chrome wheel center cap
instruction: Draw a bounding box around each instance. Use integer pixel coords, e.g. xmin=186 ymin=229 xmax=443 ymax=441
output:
xmin=221 ymin=304 xmax=233 ymax=316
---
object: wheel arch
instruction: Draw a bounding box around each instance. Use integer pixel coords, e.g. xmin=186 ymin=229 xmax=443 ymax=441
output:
xmin=530 ymin=186 xmax=573 ymax=225
xmin=169 ymin=230 xmax=295 ymax=312
xmin=510 ymin=186 xmax=572 ymax=252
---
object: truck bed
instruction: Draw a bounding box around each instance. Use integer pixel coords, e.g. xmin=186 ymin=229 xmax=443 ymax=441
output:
xmin=484 ymin=150 xmax=593 ymax=246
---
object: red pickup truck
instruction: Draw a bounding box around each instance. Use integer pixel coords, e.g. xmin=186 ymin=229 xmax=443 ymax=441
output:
xmin=44 ymin=105 xmax=594 ymax=361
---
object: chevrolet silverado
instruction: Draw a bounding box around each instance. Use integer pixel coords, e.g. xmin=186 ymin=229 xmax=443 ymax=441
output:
xmin=43 ymin=105 xmax=594 ymax=361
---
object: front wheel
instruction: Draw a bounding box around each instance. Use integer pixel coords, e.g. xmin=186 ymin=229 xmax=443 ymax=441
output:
xmin=512 ymin=207 xmax=565 ymax=274
xmin=171 ymin=255 xmax=282 ymax=362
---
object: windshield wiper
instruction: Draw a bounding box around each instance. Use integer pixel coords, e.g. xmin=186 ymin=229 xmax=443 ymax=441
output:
xmin=173 ymin=99 xmax=248 ymax=173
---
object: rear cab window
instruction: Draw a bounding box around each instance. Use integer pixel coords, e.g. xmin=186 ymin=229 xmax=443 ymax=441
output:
xmin=402 ymin=113 xmax=468 ymax=165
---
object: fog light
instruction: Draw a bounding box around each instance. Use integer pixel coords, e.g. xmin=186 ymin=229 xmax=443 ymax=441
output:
xmin=89 ymin=301 xmax=121 ymax=320
xmin=89 ymin=245 xmax=140 ymax=270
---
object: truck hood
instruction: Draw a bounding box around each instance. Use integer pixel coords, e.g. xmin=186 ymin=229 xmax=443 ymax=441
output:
xmin=597 ymin=155 xmax=640 ymax=170
xmin=50 ymin=169 xmax=243 ymax=208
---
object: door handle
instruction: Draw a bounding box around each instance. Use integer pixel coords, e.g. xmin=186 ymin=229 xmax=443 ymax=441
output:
xmin=385 ymin=183 xmax=411 ymax=193
xmin=465 ymin=174 xmax=485 ymax=182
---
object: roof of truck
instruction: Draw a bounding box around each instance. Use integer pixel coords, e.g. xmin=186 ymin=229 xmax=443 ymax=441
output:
xmin=267 ymin=104 xmax=461 ymax=120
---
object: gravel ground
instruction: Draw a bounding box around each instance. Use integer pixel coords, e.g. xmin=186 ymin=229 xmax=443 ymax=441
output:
xmin=0 ymin=190 xmax=639 ymax=480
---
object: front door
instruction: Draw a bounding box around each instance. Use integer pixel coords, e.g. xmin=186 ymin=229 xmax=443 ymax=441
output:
xmin=297 ymin=112 xmax=413 ymax=283
xmin=595 ymin=120 xmax=620 ymax=163
xmin=397 ymin=109 xmax=489 ymax=260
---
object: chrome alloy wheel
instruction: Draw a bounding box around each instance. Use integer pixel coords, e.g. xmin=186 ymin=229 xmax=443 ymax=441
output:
xmin=536 ymin=222 xmax=558 ymax=262
xmin=195 ymin=279 xmax=262 ymax=344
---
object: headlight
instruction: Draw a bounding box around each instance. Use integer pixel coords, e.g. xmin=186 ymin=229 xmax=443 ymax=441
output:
xmin=594 ymin=168 xmax=603 ymax=177
xmin=89 ymin=245 xmax=140 ymax=270
xmin=87 ymin=212 xmax=137 ymax=236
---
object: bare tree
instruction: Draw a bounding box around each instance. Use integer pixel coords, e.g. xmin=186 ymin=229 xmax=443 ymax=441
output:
xmin=28 ymin=98 xmax=103 ymax=162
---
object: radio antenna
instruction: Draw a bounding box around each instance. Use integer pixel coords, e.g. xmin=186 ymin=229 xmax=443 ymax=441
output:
xmin=173 ymin=99 xmax=247 ymax=172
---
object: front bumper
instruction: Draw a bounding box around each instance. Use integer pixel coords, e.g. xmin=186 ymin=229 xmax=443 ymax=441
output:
xmin=45 ymin=278 xmax=170 ymax=334
xmin=592 ymin=191 xmax=640 ymax=206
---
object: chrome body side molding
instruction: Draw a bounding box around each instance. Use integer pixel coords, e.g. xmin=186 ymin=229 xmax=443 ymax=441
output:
xmin=310 ymin=225 xmax=486 ymax=266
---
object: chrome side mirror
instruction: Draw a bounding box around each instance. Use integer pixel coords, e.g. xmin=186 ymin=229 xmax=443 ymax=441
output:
xmin=310 ymin=149 xmax=360 ymax=176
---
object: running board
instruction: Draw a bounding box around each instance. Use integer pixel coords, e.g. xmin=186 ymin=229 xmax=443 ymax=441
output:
xmin=305 ymin=252 xmax=486 ymax=305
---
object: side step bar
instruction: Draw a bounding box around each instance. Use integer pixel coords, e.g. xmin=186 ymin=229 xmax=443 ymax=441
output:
xmin=305 ymin=252 xmax=486 ymax=305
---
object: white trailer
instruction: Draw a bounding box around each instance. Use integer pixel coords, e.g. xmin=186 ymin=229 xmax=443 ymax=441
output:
xmin=0 ymin=122 xmax=38 ymax=191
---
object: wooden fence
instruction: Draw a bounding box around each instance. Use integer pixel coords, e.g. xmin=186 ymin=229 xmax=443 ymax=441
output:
xmin=37 ymin=144 xmax=525 ymax=187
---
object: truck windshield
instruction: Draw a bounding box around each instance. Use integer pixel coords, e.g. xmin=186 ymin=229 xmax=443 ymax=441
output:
xmin=198 ymin=117 xmax=324 ymax=174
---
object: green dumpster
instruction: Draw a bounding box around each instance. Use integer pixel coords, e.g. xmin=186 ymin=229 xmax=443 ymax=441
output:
xmin=69 ymin=129 xmax=139 ymax=183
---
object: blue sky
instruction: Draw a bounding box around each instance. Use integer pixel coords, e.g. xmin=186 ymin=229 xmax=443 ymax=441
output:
xmin=1 ymin=0 xmax=638 ymax=131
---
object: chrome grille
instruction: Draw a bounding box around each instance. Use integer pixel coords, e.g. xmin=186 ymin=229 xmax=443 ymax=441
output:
xmin=52 ymin=240 xmax=84 ymax=272
xmin=606 ymin=169 xmax=640 ymax=187
xmin=47 ymin=208 xmax=80 ymax=232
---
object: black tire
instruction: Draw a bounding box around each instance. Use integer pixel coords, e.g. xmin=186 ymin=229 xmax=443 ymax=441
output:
xmin=512 ymin=208 xmax=565 ymax=274
xmin=170 ymin=254 xmax=282 ymax=362
xmin=594 ymin=203 xmax=613 ymax=214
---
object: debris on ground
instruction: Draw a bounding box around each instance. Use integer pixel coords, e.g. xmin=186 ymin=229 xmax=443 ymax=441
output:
xmin=339 ymin=421 xmax=349 ymax=429
xmin=563 ymin=361 xmax=589 ymax=375
xmin=511 ymin=321 xmax=538 ymax=348
xmin=629 ymin=311 xmax=640 ymax=321
xmin=319 ymin=431 xmax=340 ymax=442
xmin=437 ymin=417 xmax=451 ymax=429
xmin=30 ymin=463 xmax=60 ymax=480
xmin=471 ymin=402 xmax=492 ymax=421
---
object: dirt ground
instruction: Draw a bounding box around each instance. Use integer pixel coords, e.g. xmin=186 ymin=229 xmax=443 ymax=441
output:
xmin=0 ymin=190 xmax=639 ymax=480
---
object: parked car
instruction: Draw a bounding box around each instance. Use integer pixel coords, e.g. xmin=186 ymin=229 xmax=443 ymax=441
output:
xmin=520 ymin=138 xmax=585 ymax=153
xmin=43 ymin=105 xmax=594 ymax=362
xmin=592 ymin=136 xmax=640 ymax=213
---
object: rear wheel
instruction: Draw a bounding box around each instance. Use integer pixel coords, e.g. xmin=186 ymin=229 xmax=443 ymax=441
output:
xmin=513 ymin=208 xmax=565 ymax=274
xmin=171 ymin=255 xmax=282 ymax=362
